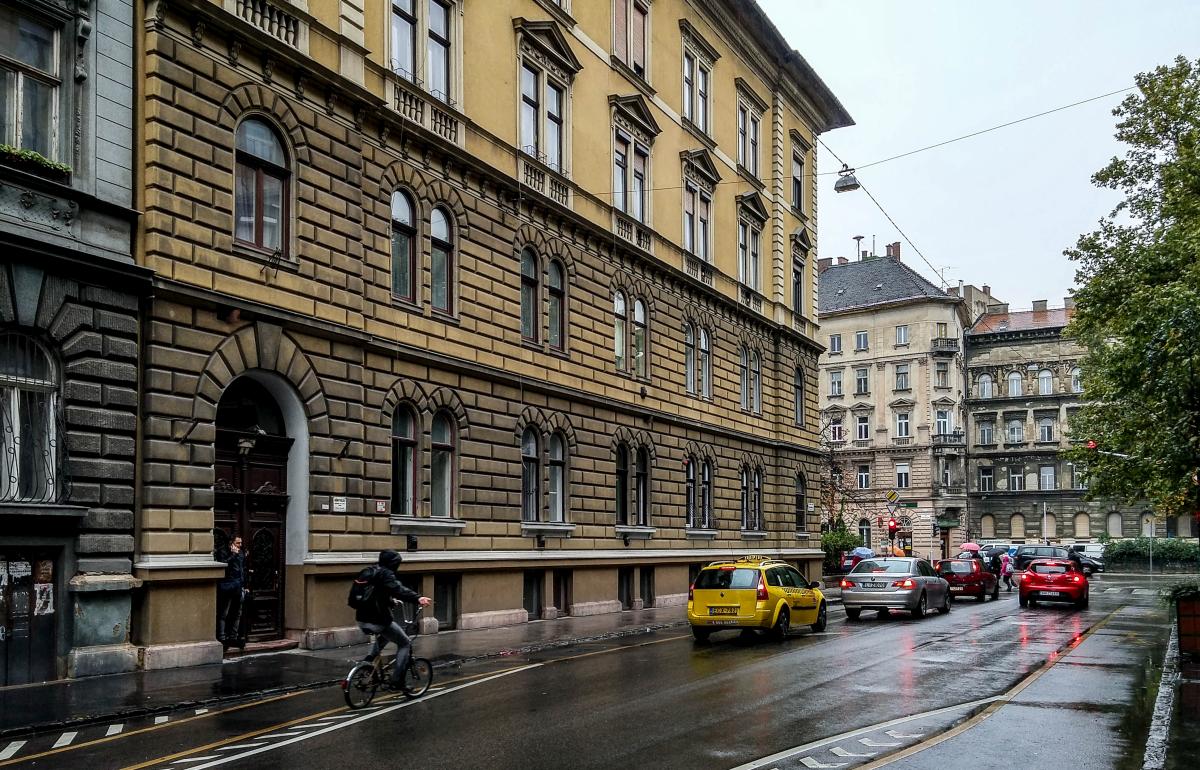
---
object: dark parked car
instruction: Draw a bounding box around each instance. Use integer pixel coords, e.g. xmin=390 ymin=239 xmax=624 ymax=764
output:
xmin=1014 ymin=545 xmax=1071 ymax=572
xmin=1075 ymin=553 xmax=1103 ymax=576
xmin=936 ymin=558 xmax=1000 ymax=601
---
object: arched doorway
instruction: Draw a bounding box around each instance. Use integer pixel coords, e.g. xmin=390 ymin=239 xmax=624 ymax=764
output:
xmin=214 ymin=378 xmax=292 ymax=641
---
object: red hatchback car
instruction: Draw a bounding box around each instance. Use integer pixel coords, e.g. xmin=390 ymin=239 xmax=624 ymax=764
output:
xmin=936 ymin=559 xmax=999 ymax=602
xmin=1019 ymin=559 xmax=1089 ymax=609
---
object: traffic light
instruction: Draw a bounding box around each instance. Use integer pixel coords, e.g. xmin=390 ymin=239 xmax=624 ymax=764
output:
xmin=1085 ymin=440 xmax=1097 ymax=450
xmin=887 ymin=518 xmax=899 ymax=540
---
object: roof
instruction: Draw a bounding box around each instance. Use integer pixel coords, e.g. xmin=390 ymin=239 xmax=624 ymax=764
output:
xmin=968 ymin=307 xmax=1074 ymax=335
xmin=818 ymin=257 xmax=952 ymax=315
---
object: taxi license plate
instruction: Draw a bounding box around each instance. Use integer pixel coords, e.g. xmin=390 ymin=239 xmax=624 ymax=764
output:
xmin=1040 ymin=591 xmax=1062 ymax=597
xmin=709 ymin=607 xmax=737 ymax=615
xmin=950 ymin=586 xmax=964 ymax=592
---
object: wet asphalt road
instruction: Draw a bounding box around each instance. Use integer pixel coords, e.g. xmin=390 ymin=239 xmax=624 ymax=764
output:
xmin=6 ymin=575 xmax=1172 ymax=770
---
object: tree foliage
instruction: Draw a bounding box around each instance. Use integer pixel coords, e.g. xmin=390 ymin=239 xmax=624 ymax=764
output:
xmin=820 ymin=529 xmax=862 ymax=573
xmin=1065 ymin=55 xmax=1200 ymax=518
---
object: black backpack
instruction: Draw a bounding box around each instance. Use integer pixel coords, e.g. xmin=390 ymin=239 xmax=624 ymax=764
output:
xmin=347 ymin=566 xmax=378 ymax=610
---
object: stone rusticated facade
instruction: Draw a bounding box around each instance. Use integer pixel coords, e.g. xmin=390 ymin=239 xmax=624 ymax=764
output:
xmin=135 ymin=1 xmax=844 ymax=661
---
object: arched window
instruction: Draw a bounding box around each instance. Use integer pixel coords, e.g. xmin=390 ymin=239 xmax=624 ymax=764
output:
xmin=1107 ymin=512 xmax=1123 ymax=538
xmin=683 ymin=323 xmax=696 ymax=394
xmin=740 ymin=466 xmax=750 ymax=529
xmin=613 ymin=292 xmax=627 ymax=370
xmin=1038 ymin=369 xmax=1054 ymax=395
xmin=1178 ymin=514 xmax=1193 ymax=539
xmin=980 ymin=514 xmax=996 ymax=539
xmin=632 ymin=299 xmax=648 ymax=377
xmin=698 ymin=328 xmax=711 ymax=397
xmin=547 ymin=260 xmax=566 ymax=351
xmin=794 ymin=367 xmax=805 ymax=427
xmin=390 ymin=191 xmax=416 ymax=301
xmin=750 ymin=351 xmax=762 ymax=414
xmin=1074 ymin=512 xmax=1091 ymax=538
xmin=1071 ymin=367 xmax=1083 ymax=393
xmin=978 ymin=374 xmax=993 ymax=399
xmin=430 ymin=412 xmax=455 ymax=518
xmin=699 ymin=460 xmax=713 ymax=529
xmin=634 ymin=446 xmax=650 ymax=525
xmin=391 ymin=406 xmax=418 ymax=516
xmin=235 ymin=118 xmax=289 ymax=253
xmin=739 ymin=346 xmax=750 ymax=410
xmin=430 ymin=207 xmax=454 ymax=313
xmin=1010 ymin=513 xmax=1026 ymax=539
xmin=794 ymin=473 xmax=807 ymax=531
xmin=520 ymin=248 xmax=539 ymax=342
xmin=1007 ymin=371 xmax=1022 ymax=397
xmin=548 ymin=432 xmax=566 ymax=522
xmin=858 ymin=517 xmax=871 ymax=546
xmin=1043 ymin=514 xmax=1057 ymax=539
xmin=685 ymin=455 xmax=697 ymax=527
xmin=0 ymin=333 xmax=58 ymax=502
xmin=615 ymin=443 xmax=629 ymax=524
xmin=521 ymin=427 xmax=539 ymax=522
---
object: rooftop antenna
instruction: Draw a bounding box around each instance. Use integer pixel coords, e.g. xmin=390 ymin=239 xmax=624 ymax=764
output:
xmin=852 ymin=235 xmax=864 ymax=259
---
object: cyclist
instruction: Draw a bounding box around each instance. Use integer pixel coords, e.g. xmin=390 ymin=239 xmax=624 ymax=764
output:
xmin=355 ymin=549 xmax=431 ymax=690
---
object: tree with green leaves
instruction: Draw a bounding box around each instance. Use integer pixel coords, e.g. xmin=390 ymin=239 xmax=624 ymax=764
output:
xmin=1065 ymin=55 xmax=1200 ymax=522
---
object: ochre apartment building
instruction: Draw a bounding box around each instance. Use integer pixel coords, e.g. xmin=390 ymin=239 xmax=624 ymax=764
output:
xmin=132 ymin=0 xmax=851 ymax=666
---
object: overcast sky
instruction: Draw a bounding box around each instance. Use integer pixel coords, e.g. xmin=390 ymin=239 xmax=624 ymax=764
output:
xmin=760 ymin=0 xmax=1200 ymax=310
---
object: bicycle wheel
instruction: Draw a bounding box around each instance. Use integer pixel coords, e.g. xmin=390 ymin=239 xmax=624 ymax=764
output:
xmin=402 ymin=657 xmax=433 ymax=697
xmin=343 ymin=662 xmax=379 ymax=709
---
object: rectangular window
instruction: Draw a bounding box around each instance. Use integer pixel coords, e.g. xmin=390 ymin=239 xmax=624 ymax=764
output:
xmin=1006 ymin=418 xmax=1024 ymax=443
xmin=696 ymin=66 xmax=708 ymax=133
xmin=829 ymin=370 xmax=843 ymax=397
xmin=896 ymin=412 xmax=910 ymax=438
xmin=682 ymin=52 xmax=693 ymax=122
xmin=1040 ymin=465 xmax=1057 ymax=490
xmin=792 ymin=259 xmax=804 ymax=317
xmin=681 ymin=50 xmax=711 ymax=133
xmin=697 ymin=194 xmax=710 ymax=261
xmin=857 ymin=465 xmax=871 ymax=490
xmin=978 ymin=422 xmax=994 ymax=445
xmin=737 ymin=106 xmax=746 ymax=167
xmin=896 ymin=463 xmax=910 ymax=490
xmin=936 ymin=322 xmax=948 ymax=338
xmin=829 ymin=418 xmax=844 ymax=442
xmin=855 ymin=368 xmax=869 ymax=395
xmin=520 ymin=64 xmax=539 ymax=156
xmin=737 ymin=220 xmax=761 ymax=290
xmin=631 ymin=1 xmax=647 ymax=76
xmin=792 ymin=151 xmax=804 ymax=211
xmin=895 ymin=325 xmax=909 ymax=345
xmin=0 ymin=7 xmax=59 ymax=160
xmin=856 ymin=416 xmax=869 ymax=441
xmin=1009 ymin=468 xmax=1025 ymax=491
xmin=979 ymin=466 xmax=994 ymax=492
xmin=829 ymin=334 xmax=842 ymax=353
xmin=683 ymin=183 xmax=711 ymax=259
xmin=613 ymin=135 xmax=628 ymax=213
xmin=1072 ymin=464 xmax=1088 ymax=490
xmin=936 ymin=409 xmax=951 ymax=435
xmin=1038 ymin=418 xmax=1055 ymax=442
xmin=632 ymin=147 xmax=647 ymax=222
xmin=749 ymin=113 xmax=760 ymax=176
xmin=427 ymin=0 xmax=451 ymax=101
xmin=935 ymin=361 xmax=949 ymax=387
xmin=546 ymin=83 xmax=564 ymax=172
xmin=895 ymin=364 xmax=910 ymax=391
xmin=390 ymin=0 xmax=417 ymax=79
xmin=855 ymin=331 xmax=869 ymax=351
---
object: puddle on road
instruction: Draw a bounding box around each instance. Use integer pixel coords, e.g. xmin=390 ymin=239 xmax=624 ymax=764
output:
xmin=1112 ymin=650 xmax=1162 ymax=770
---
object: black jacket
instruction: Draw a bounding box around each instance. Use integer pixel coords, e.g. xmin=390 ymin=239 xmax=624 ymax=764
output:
xmin=354 ymin=566 xmax=421 ymax=625
xmin=218 ymin=550 xmax=247 ymax=592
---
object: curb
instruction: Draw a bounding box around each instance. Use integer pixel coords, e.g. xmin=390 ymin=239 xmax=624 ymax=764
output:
xmin=1143 ymin=624 xmax=1180 ymax=770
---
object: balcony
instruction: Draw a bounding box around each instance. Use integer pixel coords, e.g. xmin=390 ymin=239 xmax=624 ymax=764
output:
xmin=739 ymin=285 xmax=764 ymax=313
xmin=614 ymin=214 xmax=652 ymax=252
xmin=935 ymin=484 xmax=966 ymax=497
xmin=234 ymin=0 xmax=306 ymax=51
xmin=520 ymin=155 xmax=571 ymax=207
xmin=853 ymin=439 xmax=871 ymax=448
xmin=892 ymin=437 xmax=913 ymax=447
xmin=932 ymin=433 xmax=965 ymax=446
xmin=684 ymin=254 xmax=713 ymax=287
xmin=931 ymin=337 xmax=959 ymax=355
xmin=391 ymin=75 xmax=462 ymax=146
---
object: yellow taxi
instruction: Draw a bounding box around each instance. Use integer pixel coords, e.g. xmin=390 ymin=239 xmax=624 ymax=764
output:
xmin=687 ymin=556 xmax=827 ymax=642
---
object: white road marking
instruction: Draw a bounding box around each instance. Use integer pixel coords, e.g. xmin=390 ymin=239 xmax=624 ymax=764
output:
xmin=859 ymin=737 xmax=900 ymax=748
xmin=884 ymin=729 xmax=923 ymax=739
xmin=215 ymin=743 xmax=267 ymax=751
xmin=1104 ymin=588 xmax=1123 ymax=593
xmin=177 ymin=665 xmax=542 ymax=769
xmin=799 ymin=759 xmax=845 ymax=769
xmin=194 ymin=708 xmax=209 ymax=715
xmin=52 ymin=732 xmax=77 ymax=749
xmin=154 ymin=716 xmax=170 ymax=724
xmin=105 ymin=724 xmax=124 ymax=737
xmin=727 ymin=696 xmax=1006 ymax=770
xmin=1133 ymin=589 xmax=1157 ymax=596
xmin=831 ymin=747 xmax=874 ymax=758
xmin=256 ymin=732 xmax=307 ymax=739
xmin=0 ymin=742 xmax=26 ymax=760
xmin=174 ymin=757 xmax=220 ymax=763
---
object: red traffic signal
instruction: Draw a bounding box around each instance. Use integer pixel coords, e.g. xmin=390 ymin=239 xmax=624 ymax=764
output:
xmin=1085 ymin=440 xmax=1097 ymax=449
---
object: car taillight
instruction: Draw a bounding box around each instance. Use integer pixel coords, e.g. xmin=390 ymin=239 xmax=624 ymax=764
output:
xmin=757 ymin=575 xmax=769 ymax=601
xmin=972 ymin=561 xmax=979 ymax=573
xmin=839 ymin=579 xmax=853 ymax=589
xmin=1071 ymin=575 xmax=1082 ymax=583
xmin=892 ymin=578 xmax=916 ymax=588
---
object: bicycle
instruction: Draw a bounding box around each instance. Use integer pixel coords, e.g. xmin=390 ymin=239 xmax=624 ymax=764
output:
xmin=342 ymin=604 xmax=433 ymax=709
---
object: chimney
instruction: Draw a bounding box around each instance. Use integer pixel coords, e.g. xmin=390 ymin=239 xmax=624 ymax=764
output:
xmin=837 ymin=257 xmax=849 ymax=265
xmin=817 ymin=257 xmax=833 ymax=273
xmin=1032 ymin=299 xmax=1048 ymax=312
xmin=986 ymin=303 xmax=1009 ymax=314
xmin=885 ymin=241 xmax=901 ymax=260
xmin=860 ymin=250 xmax=869 ymax=260
xmin=1064 ymin=296 xmax=1076 ymax=310
xmin=982 ymin=284 xmax=991 ymax=296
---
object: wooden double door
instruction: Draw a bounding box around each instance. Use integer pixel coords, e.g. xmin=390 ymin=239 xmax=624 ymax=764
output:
xmin=214 ymin=431 xmax=291 ymax=642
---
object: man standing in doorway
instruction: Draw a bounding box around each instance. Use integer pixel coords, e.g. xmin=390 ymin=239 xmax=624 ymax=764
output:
xmin=216 ymin=535 xmax=249 ymax=650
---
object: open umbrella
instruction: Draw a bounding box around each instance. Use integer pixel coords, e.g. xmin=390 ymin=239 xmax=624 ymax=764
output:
xmin=959 ymin=543 xmax=981 ymax=552
xmin=851 ymin=546 xmax=874 ymax=558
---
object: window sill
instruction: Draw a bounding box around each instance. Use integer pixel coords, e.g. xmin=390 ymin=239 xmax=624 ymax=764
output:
xmin=740 ymin=529 xmax=768 ymax=540
xmin=894 ymin=343 xmax=910 ymax=349
xmin=736 ymin=166 xmax=765 ymax=191
xmin=521 ymin=522 xmax=575 ymax=538
xmin=615 ymin=525 xmax=655 ymax=540
xmin=1034 ymin=440 xmax=1059 ymax=447
xmin=531 ymin=0 xmax=576 ymax=27
xmin=794 ymin=531 xmax=812 ymax=540
xmin=854 ymin=348 xmax=869 ymax=353
xmin=389 ymin=516 xmax=466 ymax=536
xmin=431 ymin=309 xmax=460 ymax=325
xmin=976 ymin=443 xmax=998 ymax=450
xmin=609 ymin=56 xmax=655 ymax=96
xmin=852 ymin=392 xmax=870 ymax=397
xmin=1003 ymin=442 xmax=1027 ymax=449
xmin=233 ymin=242 xmax=298 ymax=271
xmin=0 ymin=503 xmax=89 ymax=518
xmin=934 ymin=385 xmax=953 ymax=391
xmin=391 ymin=295 xmax=421 ymax=312
xmin=828 ymin=351 xmax=842 ymax=356
xmin=685 ymin=527 xmax=717 ymax=539
xmin=790 ymin=206 xmax=809 ymax=224
xmin=828 ymin=393 xmax=844 ymax=399
xmin=681 ymin=118 xmax=716 ymax=149
xmin=893 ymin=388 xmax=912 ymax=394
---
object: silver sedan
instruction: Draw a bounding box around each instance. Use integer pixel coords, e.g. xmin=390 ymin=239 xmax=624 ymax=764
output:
xmin=840 ymin=557 xmax=951 ymax=620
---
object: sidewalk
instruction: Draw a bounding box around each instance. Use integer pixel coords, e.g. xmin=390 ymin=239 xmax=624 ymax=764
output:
xmin=1165 ymin=654 xmax=1200 ymax=770
xmin=0 ymin=604 xmax=688 ymax=738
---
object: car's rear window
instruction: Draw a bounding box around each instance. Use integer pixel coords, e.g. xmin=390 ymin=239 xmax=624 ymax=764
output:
xmin=851 ymin=559 xmax=912 ymax=574
xmin=694 ymin=567 xmax=760 ymax=589
xmin=1031 ymin=563 xmax=1069 ymax=574
xmin=938 ymin=561 xmax=974 ymax=574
